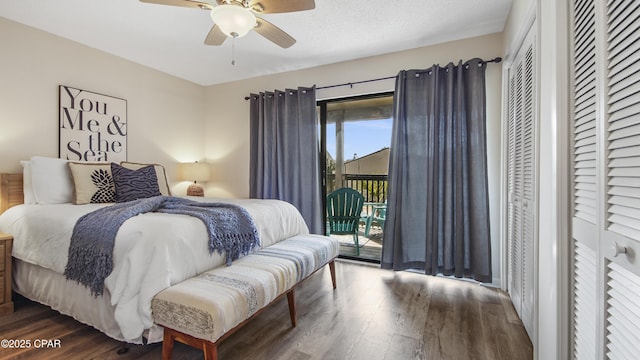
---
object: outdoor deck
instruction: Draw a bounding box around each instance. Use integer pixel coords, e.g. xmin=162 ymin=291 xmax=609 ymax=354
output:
xmin=325 ymin=174 xmax=388 ymax=263
xmin=330 ymin=224 xmax=383 ymax=262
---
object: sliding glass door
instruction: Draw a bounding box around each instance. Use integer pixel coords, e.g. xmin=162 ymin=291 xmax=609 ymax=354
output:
xmin=319 ymin=93 xmax=393 ymax=262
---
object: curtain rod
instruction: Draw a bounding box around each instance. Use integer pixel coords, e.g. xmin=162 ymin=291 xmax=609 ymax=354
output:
xmin=244 ymin=56 xmax=502 ymax=100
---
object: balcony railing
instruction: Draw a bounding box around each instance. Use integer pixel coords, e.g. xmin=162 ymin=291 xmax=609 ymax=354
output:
xmin=326 ymin=174 xmax=388 ymax=203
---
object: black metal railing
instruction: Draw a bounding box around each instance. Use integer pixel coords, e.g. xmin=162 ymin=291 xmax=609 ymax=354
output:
xmin=326 ymin=174 xmax=388 ymax=203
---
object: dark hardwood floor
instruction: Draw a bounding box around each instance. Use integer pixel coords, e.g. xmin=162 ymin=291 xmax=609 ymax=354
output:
xmin=0 ymin=260 xmax=532 ymax=360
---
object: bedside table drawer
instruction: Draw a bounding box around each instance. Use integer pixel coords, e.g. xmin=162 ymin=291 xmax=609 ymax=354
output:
xmin=0 ymin=241 xmax=5 ymax=270
xmin=0 ymin=273 xmax=4 ymax=303
xmin=0 ymin=234 xmax=13 ymax=315
xmin=0 ymin=240 xmax=4 ymax=305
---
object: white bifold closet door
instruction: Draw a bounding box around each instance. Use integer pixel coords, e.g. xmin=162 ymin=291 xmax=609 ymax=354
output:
xmin=506 ymin=24 xmax=536 ymax=340
xmin=570 ymin=0 xmax=640 ymax=358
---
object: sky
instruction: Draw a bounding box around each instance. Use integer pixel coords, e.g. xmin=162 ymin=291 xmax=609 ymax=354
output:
xmin=326 ymin=118 xmax=393 ymax=160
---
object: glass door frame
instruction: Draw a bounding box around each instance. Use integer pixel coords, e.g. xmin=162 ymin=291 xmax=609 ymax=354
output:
xmin=317 ymin=91 xmax=393 ymax=263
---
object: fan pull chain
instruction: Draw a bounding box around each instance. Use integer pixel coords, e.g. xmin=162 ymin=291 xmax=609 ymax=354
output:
xmin=231 ymin=37 xmax=236 ymax=66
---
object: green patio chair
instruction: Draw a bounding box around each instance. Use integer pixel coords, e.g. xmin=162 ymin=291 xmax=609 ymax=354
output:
xmin=364 ymin=204 xmax=386 ymax=238
xmin=326 ymin=188 xmax=365 ymax=255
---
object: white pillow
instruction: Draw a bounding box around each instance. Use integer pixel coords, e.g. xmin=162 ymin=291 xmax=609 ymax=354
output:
xmin=20 ymin=160 xmax=36 ymax=205
xmin=29 ymin=156 xmax=74 ymax=204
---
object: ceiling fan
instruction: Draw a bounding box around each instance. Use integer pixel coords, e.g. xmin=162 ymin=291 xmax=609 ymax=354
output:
xmin=140 ymin=0 xmax=315 ymax=48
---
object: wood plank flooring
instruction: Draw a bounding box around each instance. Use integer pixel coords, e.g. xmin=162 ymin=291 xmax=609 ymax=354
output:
xmin=0 ymin=260 xmax=532 ymax=360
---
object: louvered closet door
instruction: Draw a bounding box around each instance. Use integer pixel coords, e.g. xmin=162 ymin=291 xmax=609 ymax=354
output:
xmin=508 ymin=55 xmax=524 ymax=319
xmin=602 ymin=1 xmax=640 ymax=358
xmin=506 ymin=24 xmax=536 ymax=339
xmin=571 ymin=0 xmax=598 ymax=358
xmin=520 ymin=38 xmax=536 ymax=338
xmin=570 ymin=0 xmax=640 ymax=358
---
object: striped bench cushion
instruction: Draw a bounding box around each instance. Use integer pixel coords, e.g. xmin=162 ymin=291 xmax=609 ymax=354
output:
xmin=151 ymin=234 xmax=339 ymax=342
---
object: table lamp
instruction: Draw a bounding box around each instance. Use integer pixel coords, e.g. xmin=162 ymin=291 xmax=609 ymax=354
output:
xmin=182 ymin=161 xmax=210 ymax=196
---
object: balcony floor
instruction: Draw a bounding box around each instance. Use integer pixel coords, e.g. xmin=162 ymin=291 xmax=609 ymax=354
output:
xmin=329 ymin=225 xmax=383 ymax=262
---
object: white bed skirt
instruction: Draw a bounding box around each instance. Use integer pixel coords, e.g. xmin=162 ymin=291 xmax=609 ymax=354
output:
xmin=12 ymin=259 xmax=163 ymax=344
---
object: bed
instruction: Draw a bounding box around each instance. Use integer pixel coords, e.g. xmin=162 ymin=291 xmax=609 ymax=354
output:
xmin=0 ymin=159 xmax=310 ymax=345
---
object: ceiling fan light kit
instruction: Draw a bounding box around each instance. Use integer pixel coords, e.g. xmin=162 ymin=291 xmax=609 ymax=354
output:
xmin=210 ymin=4 xmax=256 ymax=38
xmin=140 ymin=0 xmax=315 ymax=48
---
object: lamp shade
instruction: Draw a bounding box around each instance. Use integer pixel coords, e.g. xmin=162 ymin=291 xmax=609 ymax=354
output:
xmin=210 ymin=4 xmax=256 ymax=38
xmin=182 ymin=162 xmax=210 ymax=182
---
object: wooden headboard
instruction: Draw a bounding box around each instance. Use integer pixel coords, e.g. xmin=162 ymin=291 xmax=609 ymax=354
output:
xmin=0 ymin=174 xmax=24 ymax=214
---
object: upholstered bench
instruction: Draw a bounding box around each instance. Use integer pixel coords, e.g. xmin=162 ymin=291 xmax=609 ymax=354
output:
xmin=151 ymin=234 xmax=339 ymax=360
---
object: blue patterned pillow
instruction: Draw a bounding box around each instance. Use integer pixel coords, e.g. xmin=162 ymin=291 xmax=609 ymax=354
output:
xmin=111 ymin=163 xmax=161 ymax=203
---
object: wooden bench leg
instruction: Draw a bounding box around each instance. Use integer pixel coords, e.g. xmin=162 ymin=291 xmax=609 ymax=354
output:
xmin=162 ymin=328 xmax=175 ymax=360
xmin=329 ymin=260 xmax=337 ymax=289
xmin=287 ymin=289 xmax=297 ymax=327
xmin=202 ymin=341 xmax=219 ymax=360
xmin=163 ymin=327 xmax=218 ymax=360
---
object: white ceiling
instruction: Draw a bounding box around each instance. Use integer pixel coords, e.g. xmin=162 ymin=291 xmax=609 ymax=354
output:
xmin=0 ymin=0 xmax=512 ymax=86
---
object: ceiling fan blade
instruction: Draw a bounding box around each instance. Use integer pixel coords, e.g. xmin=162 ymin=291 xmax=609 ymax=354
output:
xmin=249 ymin=0 xmax=315 ymax=14
xmin=254 ymin=18 xmax=296 ymax=48
xmin=139 ymin=0 xmax=213 ymax=10
xmin=204 ymin=25 xmax=227 ymax=45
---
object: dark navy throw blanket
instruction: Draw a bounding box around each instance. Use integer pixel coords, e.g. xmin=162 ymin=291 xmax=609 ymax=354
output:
xmin=64 ymin=196 xmax=260 ymax=297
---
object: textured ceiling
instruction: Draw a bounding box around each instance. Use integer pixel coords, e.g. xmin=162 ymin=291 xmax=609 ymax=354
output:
xmin=0 ymin=0 xmax=512 ymax=86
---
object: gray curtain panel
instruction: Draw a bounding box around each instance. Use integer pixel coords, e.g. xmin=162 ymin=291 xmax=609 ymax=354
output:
xmin=248 ymin=87 xmax=323 ymax=234
xmin=382 ymin=58 xmax=492 ymax=283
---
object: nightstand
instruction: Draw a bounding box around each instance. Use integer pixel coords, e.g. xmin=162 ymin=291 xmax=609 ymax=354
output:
xmin=0 ymin=233 xmax=13 ymax=315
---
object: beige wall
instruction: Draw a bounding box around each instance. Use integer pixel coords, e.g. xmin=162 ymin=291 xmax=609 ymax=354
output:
xmin=204 ymin=32 xmax=505 ymax=285
xmin=0 ymin=17 xmax=206 ymax=194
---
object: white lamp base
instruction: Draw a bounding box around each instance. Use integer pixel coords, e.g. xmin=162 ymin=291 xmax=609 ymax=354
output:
xmin=187 ymin=183 xmax=204 ymax=197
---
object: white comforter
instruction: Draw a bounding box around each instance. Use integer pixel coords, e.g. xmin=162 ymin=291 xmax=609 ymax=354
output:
xmin=0 ymin=197 xmax=308 ymax=342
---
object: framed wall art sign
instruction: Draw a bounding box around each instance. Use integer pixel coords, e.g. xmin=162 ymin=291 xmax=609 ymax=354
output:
xmin=59 ymin=85 xmax=127 ymax=162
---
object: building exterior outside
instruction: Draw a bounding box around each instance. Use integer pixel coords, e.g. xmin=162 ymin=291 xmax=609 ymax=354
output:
xmin=344 ymin=147 xmax=389 ymax=175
